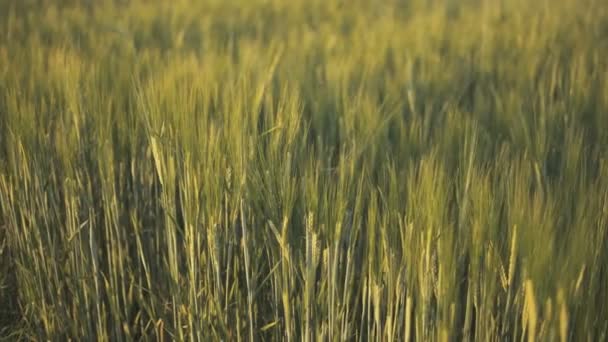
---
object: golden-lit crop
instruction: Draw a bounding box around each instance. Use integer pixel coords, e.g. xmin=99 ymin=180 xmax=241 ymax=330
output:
xmin=1 ymin=0 xmax=607 ymax=340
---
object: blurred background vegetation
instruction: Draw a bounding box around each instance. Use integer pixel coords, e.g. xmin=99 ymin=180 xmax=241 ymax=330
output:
xmin=1 ymin=0 xmax=607 ymax=340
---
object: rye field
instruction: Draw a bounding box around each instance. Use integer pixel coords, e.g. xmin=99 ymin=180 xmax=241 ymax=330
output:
xmin=1 ymin=0 xmax=607 ymax=340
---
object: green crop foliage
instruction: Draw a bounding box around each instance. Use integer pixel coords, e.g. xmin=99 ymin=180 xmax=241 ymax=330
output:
xmin=1 ymin=0 xmax=607 ymax=340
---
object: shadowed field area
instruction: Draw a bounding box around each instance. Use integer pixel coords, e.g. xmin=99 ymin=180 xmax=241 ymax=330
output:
xmin=1 ymin=0 xmax=607 ymax=340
